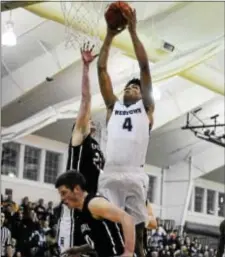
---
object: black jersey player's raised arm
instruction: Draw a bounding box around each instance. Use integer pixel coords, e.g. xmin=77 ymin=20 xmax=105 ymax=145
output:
xmin=67 ymin=42 xmax=105 ymax=194
xmin=56 ymin=43 xmax=105 ymax=254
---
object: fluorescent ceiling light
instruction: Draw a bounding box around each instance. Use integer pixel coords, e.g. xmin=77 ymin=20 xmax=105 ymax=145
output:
xmin=2 ymin=21 xmax=17 ymax=47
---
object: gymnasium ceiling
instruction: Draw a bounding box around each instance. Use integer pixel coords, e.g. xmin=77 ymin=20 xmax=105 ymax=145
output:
xmin=1 ymin=1 xmax=224 ymax=182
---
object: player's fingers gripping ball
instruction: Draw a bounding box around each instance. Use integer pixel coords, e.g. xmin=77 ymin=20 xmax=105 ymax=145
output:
xmin=105 ymin=1 xmax=132 ymax=30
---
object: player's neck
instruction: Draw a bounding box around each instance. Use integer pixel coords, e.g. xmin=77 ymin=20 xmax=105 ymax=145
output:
xmin=123 ymin=97 xmax=141 ymax=107
xmin=77 ymin=191 xmax=88 ymax=210
xmin=123 ymin=99 xmax=136 ymax=107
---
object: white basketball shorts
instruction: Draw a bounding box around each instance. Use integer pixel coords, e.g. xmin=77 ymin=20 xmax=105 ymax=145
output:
xmin=98 ymin=165 xmax=149 ymax=225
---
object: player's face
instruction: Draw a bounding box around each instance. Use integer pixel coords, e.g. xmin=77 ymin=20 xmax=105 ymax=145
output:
xmin=123 ymin=84 xmax=142 ymax=103
xmin=58 ymin=185 xmax=81 ymax=209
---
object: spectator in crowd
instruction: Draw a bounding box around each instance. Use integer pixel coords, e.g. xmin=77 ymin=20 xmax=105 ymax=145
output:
xmin=34 ymin=199 xmax=46 ymax=220
xmin=1 ymin=212 xmax=13 ymax=257
xmin=20 ymin=197 xmax=30 ymax=217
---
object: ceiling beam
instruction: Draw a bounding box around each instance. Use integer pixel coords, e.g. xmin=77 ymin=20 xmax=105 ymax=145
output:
xmin=2 ymin=26 xmax=223 ymax=108
xmin=1 ymin=78 xmax=218 ymax=143
xmin=1 ymin=1 xmax=44 ymax=12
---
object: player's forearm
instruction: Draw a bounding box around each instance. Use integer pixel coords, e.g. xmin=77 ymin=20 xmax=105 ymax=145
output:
xmin=77 ymin=64 xmax=91 ymax=122
xmin=129 ymin=30 xmax=150 ymax=71
xmin=121 ymin=213 xmax=135 ymax=253
xmin=75 ymin=244 xmax=94 ymax=253
xmin=7 ymin=246 xmax=13 ymax=257
xmin=147 ymin=215 xmax=157 ymax=229
xmin=81 ymin=64 xmax=91 ymax=108
xmin=97 ymin=33 xmax=113 ymax=70
xmin=63 ymin=244 xmax=95 ymax=256
xmin=72 ymin=64 xmax=91 ymax=143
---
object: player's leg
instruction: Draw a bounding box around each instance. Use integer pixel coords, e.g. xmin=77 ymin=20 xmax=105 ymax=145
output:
xmin=135 ymin=222 xmax=145 ymax=257
xmin=125 ymin=172 xmax=149 ymax=257
xmin=98 ymin=171 xmax=126 ymax=209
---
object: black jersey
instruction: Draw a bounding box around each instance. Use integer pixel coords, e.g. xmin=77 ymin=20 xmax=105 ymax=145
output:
xmin=67 ymin=134 xmax=105 ymax=194
xmin=80 ymin=194 xmax=125 ymax=257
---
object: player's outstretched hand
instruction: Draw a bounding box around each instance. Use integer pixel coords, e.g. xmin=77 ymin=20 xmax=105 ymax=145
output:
xmin=121 ymin=8 xmax=136 ymax=33
xmin=80 ymin=42 xmax=98 ymax=65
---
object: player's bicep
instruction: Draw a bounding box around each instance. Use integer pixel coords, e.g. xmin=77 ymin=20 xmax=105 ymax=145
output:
xmin=71 ymin=129 xmax=87 ymax=147
xmin=97 ymin=67 xmax=117 ymax=108
xmin=88 ymin=198 xmax=126 ymax=223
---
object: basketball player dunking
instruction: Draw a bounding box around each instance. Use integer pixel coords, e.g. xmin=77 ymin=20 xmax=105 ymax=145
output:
xmin=56 ymin=43 xmax=105 ymax=254
xmin=97 ymin=8 xmax=155 ymax=257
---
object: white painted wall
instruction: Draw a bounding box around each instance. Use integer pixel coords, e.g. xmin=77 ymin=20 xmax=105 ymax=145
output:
xmin=161 ymin=160 xmax=224 ymax=227
xmin=161 ymin=161 xmax=191 ymax=224
xmin=186 ymin=211 xmax=224 ymax=227
xmin=145 ymin=164 xmax=162 ymax=217
xmin=1 ymin=134 xmax=68 ymax=204
xmin=195 ymin=178 xmax=225 ymax=192
xmin=2 ymin=175 xmax=59 ymax=204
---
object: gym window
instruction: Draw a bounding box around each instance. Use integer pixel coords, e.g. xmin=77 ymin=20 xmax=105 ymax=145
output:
xmin=147 ymin=175 xmax=156 ymax=203
xmin=207 ymin=189 xmax=215 ymax=215
xmin=1 ymin=142 xmax=20 ymax=177
xmin=194 ymin=187 xmax=204 ymax=213
xmin=23 ymin=145 xmax=41 ymax=181
xmin=44 ymin=151 xmax=60 ymax=184
xmin=218 ymin=192 xmax=225 ymax=217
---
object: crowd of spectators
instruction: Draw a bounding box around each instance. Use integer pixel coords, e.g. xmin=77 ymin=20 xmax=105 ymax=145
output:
xmin=1 ymin=194 xmax=221 ymax=257
xmin=1 ymin=194 xmax=60 ymax=257
xmin=145 ymin=223 xmax=218 ymax=257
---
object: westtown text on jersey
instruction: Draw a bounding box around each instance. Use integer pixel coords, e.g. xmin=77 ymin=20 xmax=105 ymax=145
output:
xmin=114 ymin=108 xmax=141 ymax=116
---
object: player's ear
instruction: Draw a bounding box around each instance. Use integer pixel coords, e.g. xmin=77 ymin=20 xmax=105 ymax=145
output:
xmin=73 ymin=185 xmax=82 ymax=194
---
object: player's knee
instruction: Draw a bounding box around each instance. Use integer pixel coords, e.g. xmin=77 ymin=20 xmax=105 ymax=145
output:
xmin=135 ymin=222 xmax=145 ymax=239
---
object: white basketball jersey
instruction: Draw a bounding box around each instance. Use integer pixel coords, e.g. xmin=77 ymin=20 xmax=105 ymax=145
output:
xmin=106 ymin=99 xmax=150 ymax=166
xmin=58 ymin=204 xmax=74 ymax=252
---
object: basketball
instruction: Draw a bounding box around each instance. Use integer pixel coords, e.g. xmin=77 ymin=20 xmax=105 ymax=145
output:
xmin=105 ymin=1 xmax=132 ymax=30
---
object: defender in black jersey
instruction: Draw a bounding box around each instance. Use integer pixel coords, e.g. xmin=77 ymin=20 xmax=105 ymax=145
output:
xmin=67 ymin=131 xmax=104 ymax=194
xmin=55 ymin=171 xmax=135 ymax=257
xmin=56 ymin=43 xmax=104 ymax=254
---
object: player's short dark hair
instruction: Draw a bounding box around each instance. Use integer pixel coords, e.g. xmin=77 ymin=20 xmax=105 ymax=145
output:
xmin=125 ymin=78 xmax=141 ymax=89
xmin=55 ymin=170 xmax=86 ymax=191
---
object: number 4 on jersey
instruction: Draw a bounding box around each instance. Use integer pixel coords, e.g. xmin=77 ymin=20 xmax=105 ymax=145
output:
xmin=123 ymin=117 xmax=133 ymax=132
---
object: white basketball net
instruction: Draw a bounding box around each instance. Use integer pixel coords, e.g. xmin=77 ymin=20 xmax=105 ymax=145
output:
xmin=60 ymin=1 xmax=104 ymax=52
